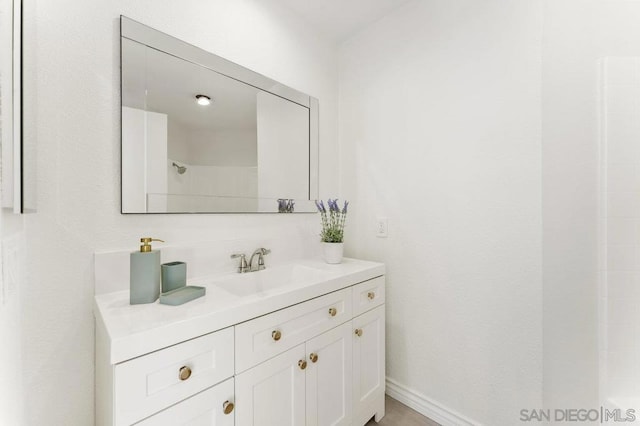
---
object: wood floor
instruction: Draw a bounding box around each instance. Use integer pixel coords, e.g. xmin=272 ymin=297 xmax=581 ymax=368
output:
xmin=365 ymin=395 xmax=441 ymax=426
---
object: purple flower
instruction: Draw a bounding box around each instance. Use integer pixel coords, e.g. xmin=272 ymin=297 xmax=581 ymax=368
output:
xmin=316 ymin=198 xmax=349 ymax=242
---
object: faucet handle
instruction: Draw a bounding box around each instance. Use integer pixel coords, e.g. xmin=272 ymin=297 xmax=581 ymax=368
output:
xmin=257 ymin=248 xmax=270 ymax=270
xmin=231 ymin=253 xmax=249 ymax=273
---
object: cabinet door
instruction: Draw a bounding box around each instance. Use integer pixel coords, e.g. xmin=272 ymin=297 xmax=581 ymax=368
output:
xmin=135 ymin=377 xmax=235 ymax=426
xmin=352 ymin=305 xmax=385 ymax=425
xmin=235 ymin=344 xmax=306 ymax=426
xmin=305 ymin=322 xmax=353 ymax=426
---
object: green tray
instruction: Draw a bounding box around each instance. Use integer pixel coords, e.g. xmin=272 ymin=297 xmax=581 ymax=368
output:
xmin=159 ymin=286 xmax=206 ymax=306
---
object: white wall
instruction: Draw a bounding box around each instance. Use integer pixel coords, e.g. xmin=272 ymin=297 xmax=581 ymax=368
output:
xmin=0 ymin=215 xmax=25 ymax=426
xmin=257 ymin=91 xmax=309 ymax=200
xmin=145 ymin=112 xmax=168 ymax=206
xmin=339 ymin=1 xmax=543 ymax=424
xmin=169 ymin=121 xmax=258 ymax=167
xmin=21 ymin=0 xmax=338 ymax=424
xmin=187 ymin=128 xmax=257 ymax=166
xmin=167 ymin=117 xmax=189 ymax=162
xmin=542 ymin=0 xmax=640 ymax=414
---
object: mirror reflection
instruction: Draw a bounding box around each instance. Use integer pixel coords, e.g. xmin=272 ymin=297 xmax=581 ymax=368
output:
xmin=121 ymin=18 xmax=317 ymax=213
xmin=0 ymin=0 xmax=27 ymax=213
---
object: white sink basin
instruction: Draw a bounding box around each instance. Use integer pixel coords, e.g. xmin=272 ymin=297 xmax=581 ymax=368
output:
xmin=209 ymin=264 xmax=332 ymax=297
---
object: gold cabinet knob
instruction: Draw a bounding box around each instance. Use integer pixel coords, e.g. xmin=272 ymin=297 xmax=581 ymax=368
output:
xmin=367 ymin=291 xmax=376 ymax=300
xmin=355 ymin=328 xmax=363 ymax=337
xmin=272 ymin=330 xmax=282 ymax=341
xmin=298 ymin=360 xmax=307 ymax=370
xmin=309 ymin=353 xmax=319 ymax=363
xmin=179 ymin=366 xmax=192 ymax=381
xmin=223 ymin=400 xmax=234 ymax=415
xmin=328 ymin=307 xmax=337 ymax=317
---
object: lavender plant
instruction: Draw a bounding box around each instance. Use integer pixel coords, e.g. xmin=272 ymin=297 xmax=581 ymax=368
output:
xmin=315 ymin=199 xmax=349 ymax=243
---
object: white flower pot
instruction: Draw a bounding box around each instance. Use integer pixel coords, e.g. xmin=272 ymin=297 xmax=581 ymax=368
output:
xmin=322 ymin=242 xmax=344 ymax=264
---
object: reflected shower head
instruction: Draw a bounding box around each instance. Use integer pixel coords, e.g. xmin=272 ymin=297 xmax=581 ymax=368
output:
xmin=172 ymin=162 xmax=187 ymax=174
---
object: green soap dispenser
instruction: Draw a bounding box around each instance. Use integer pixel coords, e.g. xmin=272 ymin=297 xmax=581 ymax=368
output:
xmin=130 ymin=237 xmax=164 ymax=305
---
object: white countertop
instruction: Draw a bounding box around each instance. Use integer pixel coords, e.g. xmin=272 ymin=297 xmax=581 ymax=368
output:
xmin=94 ymin=257 xmax=384 ymax=364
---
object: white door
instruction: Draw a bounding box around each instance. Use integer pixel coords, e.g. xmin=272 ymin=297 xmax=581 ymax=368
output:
xmin=305 ymin=322 xmax=353 ymax=426
xmin=352 ymin=305 xmax=386 ymax=425
xmin=235 ymin=344 xmax=306 ymax=426
xmin=135 ymin=377 xmax=235 ymax=426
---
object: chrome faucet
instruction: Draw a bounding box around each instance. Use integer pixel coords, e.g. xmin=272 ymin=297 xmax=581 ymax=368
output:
xmin=231 ymin=249 xmax=271 ymax=273
xmin=249 ymin=248 xmax=271 ymax=272
xmin=230 ymin=253 xmax=249 ymax=273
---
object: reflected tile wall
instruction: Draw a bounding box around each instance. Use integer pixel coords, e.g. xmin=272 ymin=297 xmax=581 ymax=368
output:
xmin=166 ymin=159 xmax=258 ymax=212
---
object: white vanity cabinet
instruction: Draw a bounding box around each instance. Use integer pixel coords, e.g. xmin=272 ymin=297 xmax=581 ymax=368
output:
xmin=95 ymin=259 xmax=385 ymax=426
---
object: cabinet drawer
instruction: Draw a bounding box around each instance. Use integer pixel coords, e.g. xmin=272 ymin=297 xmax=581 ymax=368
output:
xmin=134 ymin=377 xmax=235 ymax=425
xmin=352 ymin=276 xmax=385 ymax=317
xmin=235 ymin=288 xmax=352 ymax=373
xmin=115 ymin=327 xmax=234 ymax=426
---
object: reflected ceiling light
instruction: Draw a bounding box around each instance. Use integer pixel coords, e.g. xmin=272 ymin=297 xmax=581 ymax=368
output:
xmin=195 ymin=94 xmax=211 ymax=106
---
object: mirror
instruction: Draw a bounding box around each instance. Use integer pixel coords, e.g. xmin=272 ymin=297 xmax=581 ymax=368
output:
xmin=120 ymin=16 xmax=319 ymax=213
xmin=0 ymin=0 xmax=23 ymax=213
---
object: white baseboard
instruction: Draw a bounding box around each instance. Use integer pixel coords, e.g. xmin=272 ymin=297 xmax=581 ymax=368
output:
xmin=385 ymin=377 xmax=478 ymax=426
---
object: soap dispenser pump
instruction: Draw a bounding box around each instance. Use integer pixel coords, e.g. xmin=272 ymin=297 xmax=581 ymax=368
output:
xmin=130 ymin=237 xmax=164 ymax=305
